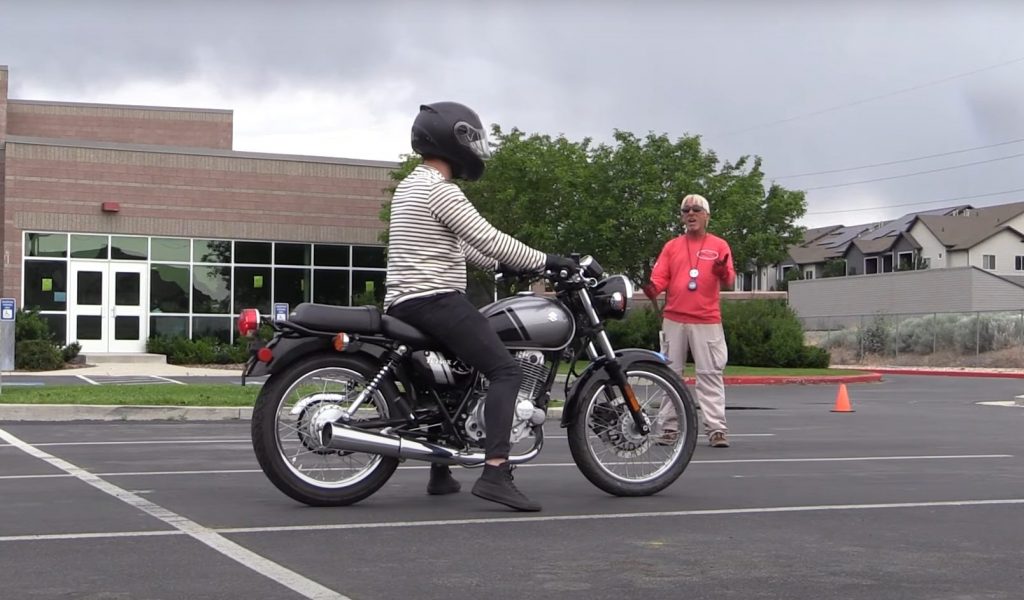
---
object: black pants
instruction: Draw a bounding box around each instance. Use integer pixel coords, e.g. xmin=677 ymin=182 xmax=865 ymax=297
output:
xmin=387 ymin=292 xmax=521 ymax=460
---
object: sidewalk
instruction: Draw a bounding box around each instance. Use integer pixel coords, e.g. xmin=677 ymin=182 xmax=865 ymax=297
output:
xmin=2 ymin=362 xmax=1022 ymax=422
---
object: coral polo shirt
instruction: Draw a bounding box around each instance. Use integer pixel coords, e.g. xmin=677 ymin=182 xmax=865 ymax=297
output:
xmin=648 ymin=233 xmax=735 ymax=324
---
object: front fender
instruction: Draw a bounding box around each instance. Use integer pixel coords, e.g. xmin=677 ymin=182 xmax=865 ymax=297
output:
xmin=560 ymin=348 xmax=671 ymax=428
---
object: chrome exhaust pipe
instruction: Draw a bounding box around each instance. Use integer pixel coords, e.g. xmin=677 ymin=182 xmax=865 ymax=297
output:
xmin=320 ymin=422 xmax=542 ymax=466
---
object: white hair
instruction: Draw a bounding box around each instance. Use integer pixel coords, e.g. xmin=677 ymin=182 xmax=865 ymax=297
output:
xmin=680 ymin=194 xmax=710 ymax=215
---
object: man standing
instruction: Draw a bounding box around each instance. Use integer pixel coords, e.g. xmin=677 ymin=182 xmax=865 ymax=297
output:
xmin=644 ymin=194 xmax=735 ymax=448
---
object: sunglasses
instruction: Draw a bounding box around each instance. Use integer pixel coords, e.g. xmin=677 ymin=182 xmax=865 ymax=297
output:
xmin=680 ymin=206 xmax=705 ymax=214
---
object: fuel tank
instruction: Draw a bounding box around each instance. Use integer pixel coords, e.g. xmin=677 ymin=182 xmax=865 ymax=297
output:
xmin=480 ymin=293 xmax=575 ymax=350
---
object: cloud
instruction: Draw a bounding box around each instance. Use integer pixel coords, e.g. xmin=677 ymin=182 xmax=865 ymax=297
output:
xmin=4 ymin=0 xmax=1024 ymax=228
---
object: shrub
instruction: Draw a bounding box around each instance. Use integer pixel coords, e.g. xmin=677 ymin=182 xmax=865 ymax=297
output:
xmin=859 ymin=315 xmax=893 ymax=355
xmin=147 ymin=335 xmax=249 ymax=365
xmin=722 ymin=299 xmax=827 ymax=368
xmin=605 ymin=306 xmax=661 ymax=351
xmin=61 ymin=342 xmax=82 ymax=363
xmin=15 ymin=340 xmax=64 ymax=371
xmin=15 ymin=309 xmax=52 ymax=342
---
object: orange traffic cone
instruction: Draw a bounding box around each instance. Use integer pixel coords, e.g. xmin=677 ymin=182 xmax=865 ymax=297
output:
xmin=831 ymin=383 xmax=854 ymax=413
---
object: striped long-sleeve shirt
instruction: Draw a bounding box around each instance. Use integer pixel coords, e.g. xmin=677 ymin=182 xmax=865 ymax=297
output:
xmin=384 ymin=164 xmax=546 ymax=309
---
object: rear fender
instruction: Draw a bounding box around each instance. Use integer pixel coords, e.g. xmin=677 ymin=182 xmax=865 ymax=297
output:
xmin=560 ymin=348 xmax=671 ymax=428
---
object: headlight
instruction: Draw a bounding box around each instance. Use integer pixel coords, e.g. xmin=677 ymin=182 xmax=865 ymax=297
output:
xmin=592 ymin=275 xmax=633 ymax=320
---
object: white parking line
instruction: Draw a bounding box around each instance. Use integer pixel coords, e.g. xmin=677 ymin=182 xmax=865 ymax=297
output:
xmin=75 ymin=374 xmax=100 ymax=386
xmin=3 ymin=498 xmax=1022 ymax=542
xmin=0 ymin=427 xmax=349 ymax=600
xmin=151 ymin=375 xmax=186 ymax=385
xmin=0 ymin=454 xmax=1012 ymax=481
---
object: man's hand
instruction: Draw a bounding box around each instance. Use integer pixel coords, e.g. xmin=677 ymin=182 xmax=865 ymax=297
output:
xmin=642 ymin=283 xmax=658 ymax=302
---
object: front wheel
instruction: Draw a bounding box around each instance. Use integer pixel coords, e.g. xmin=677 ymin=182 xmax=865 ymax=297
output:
xmin=251 ymin=353 xmax=401 ymax=506
xmin=567 ymin=362 xmax=697 ymax=496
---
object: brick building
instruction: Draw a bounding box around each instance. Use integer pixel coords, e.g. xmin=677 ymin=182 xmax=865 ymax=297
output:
xmin=0 ymin=65 xmax=398 ymax=354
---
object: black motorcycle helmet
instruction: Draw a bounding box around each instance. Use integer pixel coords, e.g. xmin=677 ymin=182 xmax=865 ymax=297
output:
xmin=411 ymin=102 xmax=491 ymax=181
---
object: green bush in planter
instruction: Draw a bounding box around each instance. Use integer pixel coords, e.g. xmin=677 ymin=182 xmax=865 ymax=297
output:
xmin=16 ymin=340 xmax=64 ymax=371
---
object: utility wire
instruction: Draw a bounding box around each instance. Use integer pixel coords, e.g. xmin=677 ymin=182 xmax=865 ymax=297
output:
xmin=806 ymin=186 xmax=1024 ymax=216
xmin=775 ymin=136 xmax=1024 ymax=179
xmin=800 ymin=152 xmax=1024 ymax=191
xmin=714 ymin=55 xmax=1024 ymax=137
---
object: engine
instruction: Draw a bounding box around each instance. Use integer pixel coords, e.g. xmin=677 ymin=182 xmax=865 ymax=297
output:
xmin=463 ymin=350 xmax=548 ymax=444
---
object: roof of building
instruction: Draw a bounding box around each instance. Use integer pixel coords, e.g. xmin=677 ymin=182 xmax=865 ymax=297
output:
xmin=914 ymin=201 xmax=1024 ymax=250
xmin=4 ymin=135 xmax=401 ymax=170
xmin=788 ymin=204 xmax=980 ymax=266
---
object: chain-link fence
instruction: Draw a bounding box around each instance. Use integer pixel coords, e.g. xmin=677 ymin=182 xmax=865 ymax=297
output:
xmin=801 ymin=310 xmax=1024 ymax=368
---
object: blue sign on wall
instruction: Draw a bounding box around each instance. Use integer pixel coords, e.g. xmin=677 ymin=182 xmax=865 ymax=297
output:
xmin=273 ymin=303 xmax=289 ymax=322
xmin=0 ymin=298 xmax=15 ymax=322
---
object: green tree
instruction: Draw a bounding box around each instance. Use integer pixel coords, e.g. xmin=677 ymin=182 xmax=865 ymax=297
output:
xmin=380 ymin=126 xmax=807 ymax=288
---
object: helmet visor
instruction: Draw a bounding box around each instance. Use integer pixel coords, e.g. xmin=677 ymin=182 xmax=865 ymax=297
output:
xmin=453 ymin=121 xmax=492 ymax=159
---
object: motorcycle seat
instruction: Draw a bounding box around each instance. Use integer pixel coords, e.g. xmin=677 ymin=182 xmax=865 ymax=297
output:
xmin=290 ymin=303 xmax=382 ymax=334
xmin=289 ymin=302 xmax=436 ymax=348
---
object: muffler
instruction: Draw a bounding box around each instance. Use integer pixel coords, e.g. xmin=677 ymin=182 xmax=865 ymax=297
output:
xmin=320 ymin=422 xmax=541 ymax=466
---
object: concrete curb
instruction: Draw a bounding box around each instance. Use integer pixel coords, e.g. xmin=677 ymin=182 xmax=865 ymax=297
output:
xmin=705 ymin=373 xmax=883 ymax=386
xmin=0 ymin=404 xmax=253 ymax=422
xmin=858 ymin=368 xmax=1024 ymax=379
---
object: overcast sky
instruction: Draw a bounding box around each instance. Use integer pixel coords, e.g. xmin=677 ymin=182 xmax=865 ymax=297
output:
xmin=3 ymin=0 xmax=1024 ymax=229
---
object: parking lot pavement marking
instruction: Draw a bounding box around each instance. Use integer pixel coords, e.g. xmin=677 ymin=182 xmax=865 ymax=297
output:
xmin=0 ymin=454 xmax=1012 ymax=482
xmin=76 ymin=374 xmax=100 ymax=385
xmin=151 ymin=375 xmax=186 ymax=385
xmin=0 ymin=426 xmax=350 ymax=600
xmin=216 ymin=498 xmax=1024 ymax=534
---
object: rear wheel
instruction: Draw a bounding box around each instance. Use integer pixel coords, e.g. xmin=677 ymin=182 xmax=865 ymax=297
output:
xmin=567 ymin=362 xmax=697 ymax=496
xmin=251 ymin=353 xmax=400 ymax=506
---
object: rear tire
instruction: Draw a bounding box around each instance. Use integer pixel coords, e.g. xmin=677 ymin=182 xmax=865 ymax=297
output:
xmin=251 ymin=353 xmax=401 ymax=506
xmin=567 ymin=362 xmax=697 ymax=496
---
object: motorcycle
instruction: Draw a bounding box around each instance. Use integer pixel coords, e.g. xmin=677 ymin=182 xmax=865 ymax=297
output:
xmin=239 ymin=255 xmax=697 ymax=506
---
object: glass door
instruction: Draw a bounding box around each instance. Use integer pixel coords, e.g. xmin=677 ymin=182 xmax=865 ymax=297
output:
xmin=69 ymin=261 xmax=107 ymax=354
xmin=109 ymin=263 xmax=147 ymax=353
xmin=68 ymin=262 xmax=148 ymax=353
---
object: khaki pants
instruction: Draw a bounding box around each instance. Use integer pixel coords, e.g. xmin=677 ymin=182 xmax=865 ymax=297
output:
xmin=658 ymin=319 xmax=728 ymax=437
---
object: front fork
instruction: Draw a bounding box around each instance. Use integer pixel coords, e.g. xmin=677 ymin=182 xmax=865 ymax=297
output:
xmin=578 ymin=292 xmax=650 ymax=435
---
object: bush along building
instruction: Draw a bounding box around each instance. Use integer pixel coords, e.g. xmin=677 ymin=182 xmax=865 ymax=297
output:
xmin=1 ymin=65 xmax=398 ymax=357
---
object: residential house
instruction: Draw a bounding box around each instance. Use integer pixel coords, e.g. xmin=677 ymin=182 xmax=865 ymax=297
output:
xmin=908 ymin=201 xmax=1024 ymax=278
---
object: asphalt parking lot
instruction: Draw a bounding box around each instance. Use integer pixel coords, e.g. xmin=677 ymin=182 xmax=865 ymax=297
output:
xmin=1 ymin=375 xmax=1022 ymax=600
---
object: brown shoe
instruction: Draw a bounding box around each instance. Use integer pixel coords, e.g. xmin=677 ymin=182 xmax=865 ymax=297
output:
xmin=709 ymin=432 xmax=730 ymax=448
xmin=655 ymin=430 xmax=679 ymax=446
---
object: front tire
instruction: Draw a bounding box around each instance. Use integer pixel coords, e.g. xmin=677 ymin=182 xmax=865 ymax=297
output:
xmin=251 ymin=353 xmax=401 ymax=506
xmin=567 ymin=362 xmax=697 ymax=496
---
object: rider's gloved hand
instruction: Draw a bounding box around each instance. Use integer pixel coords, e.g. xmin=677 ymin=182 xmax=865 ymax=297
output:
xmin=545 ymin=254 xmax=577 ymax=273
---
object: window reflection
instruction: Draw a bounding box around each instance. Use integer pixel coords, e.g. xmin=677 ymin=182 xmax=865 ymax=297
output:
xmin=193 ymin=266 xmax=231 ymax=313
xmin=150 ymin=265 xmax=189 ymax=313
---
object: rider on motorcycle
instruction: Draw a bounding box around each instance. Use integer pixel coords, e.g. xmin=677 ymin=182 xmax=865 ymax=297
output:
xmin=384 ymin=101 xmax=574 ymax=512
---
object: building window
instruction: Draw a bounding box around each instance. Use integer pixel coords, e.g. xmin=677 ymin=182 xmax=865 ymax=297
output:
xmin=897 ymin=252 xmax=914 ymax=270
xmin=983 ymin=255 xmax=996 ymax=270
xmin=71 ymin=234 xmax=109 ymax=259
xmin=23 ymin=230 xmax=385 ymax=345
xmin=803 ymin=269 xmax=814 ymax=280
xmin=1015 ymin=256 xmax=1024 ymax=271
xmin=864 ymin=257 xmax=879 ymax=274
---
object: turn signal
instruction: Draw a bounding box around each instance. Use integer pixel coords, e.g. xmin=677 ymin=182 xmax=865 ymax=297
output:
xmin=333 ymin=332 xmax=350 ymax=352
xmin=238 ymin=308 xmax=260 ymax=337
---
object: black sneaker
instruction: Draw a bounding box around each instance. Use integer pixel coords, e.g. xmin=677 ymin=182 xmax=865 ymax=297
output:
xmin=427 ymin=464 xmax=461 ymax=495
xmin=471 ymin=463 xmax=541 ymax=512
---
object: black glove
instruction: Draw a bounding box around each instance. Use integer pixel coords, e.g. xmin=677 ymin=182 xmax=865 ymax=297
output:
xmin=545 ymin=254 xmax=577 ymax=272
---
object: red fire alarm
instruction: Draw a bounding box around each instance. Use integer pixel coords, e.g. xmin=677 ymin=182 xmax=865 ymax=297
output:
xmin=101 ymin=202 xmax=120 ymax=213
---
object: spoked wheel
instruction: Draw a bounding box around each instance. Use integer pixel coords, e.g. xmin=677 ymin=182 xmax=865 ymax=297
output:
xmin=567 ymin=362 xmax=697 ymax=496
xmin=251 ymin=354 xmax=400 ymax=506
